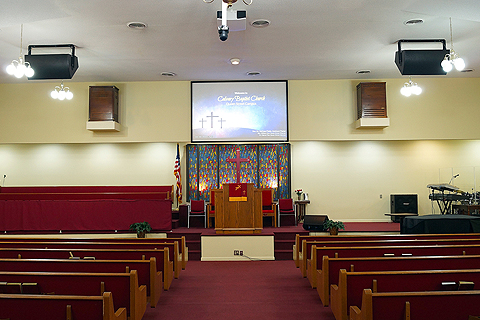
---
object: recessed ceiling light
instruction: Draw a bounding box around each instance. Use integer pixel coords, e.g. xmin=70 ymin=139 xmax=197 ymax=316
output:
xmin=251 ymin=19 xmax=270 ymax=28
xmin=230 ymin=58 xmax=241 ymax=65
xmin=127 ymin=22 xmax=148 ymax=29
xmin=356 ymin=70 xmax=371 ymax=74
xmin=461 ymin=68 xmax=475 ymax=73
xmin=246 ymin=71 xmax=261 ymax=76
xmin=161 ymin=72 xmax=176 ymax=77
xmin=404 ymin=19 xmax=424 ymax=26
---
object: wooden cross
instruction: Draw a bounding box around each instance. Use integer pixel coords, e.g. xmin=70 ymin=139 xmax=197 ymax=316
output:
xmin=227 ymin=148 xmax=250 ymax=183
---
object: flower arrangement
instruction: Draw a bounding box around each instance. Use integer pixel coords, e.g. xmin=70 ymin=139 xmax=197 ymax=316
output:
xmin=294 ymin=189 xmax=303 ymax=200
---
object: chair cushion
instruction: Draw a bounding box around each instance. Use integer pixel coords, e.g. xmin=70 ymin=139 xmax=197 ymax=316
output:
xmin=262 ymin=190 xmax=273 ymax=206
xmin=278 ymin=199 xmax=294 ymax=211
xmin=191 ymin=200 xmax=205 ymax=213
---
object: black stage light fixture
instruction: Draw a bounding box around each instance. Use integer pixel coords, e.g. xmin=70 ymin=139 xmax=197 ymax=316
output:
xmin=395 ymin=39 xmax=449 ymax=75
xmin=25 ymin=44 xmax=78 ymax=80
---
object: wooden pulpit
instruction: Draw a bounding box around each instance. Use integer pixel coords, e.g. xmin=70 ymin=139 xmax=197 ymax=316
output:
xmin=214 ymin=183 xmax=262 ymax=234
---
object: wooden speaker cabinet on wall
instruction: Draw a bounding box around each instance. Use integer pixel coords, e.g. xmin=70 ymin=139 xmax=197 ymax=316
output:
xmin=356 ymin=82 xmax=387 ymax=119
xmin=89 ymin=86 xmax=119 ymax=122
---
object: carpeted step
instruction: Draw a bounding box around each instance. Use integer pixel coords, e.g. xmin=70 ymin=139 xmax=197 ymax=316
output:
xmin=188 ymin=250 xmax=201 ymax=261
xmin=274 ymin=249 xmax=294 ymax=260
xmin=171 ymin=219 xmax=179 ymax=229
xmin=274 ymin=240 xmax=294 ymax=251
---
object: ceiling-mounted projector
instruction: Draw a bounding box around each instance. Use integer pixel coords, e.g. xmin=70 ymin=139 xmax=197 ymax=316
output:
xmin=395 ymin=39 xmax=449 ymax=75
xmin=25 ymin=44 xmax=79 ymax=80
xmin=217 ymin=9 xmax=246 ymax=31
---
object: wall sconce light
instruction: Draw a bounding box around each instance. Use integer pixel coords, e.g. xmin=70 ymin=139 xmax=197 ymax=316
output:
xmin=441 ymin=18 xmax=465 ymax=72
xmin=400 ymin=77 xmax=422 ymax=97
xmin=5 ymin=24 xmax=34 ymax=78
xmin=51 ymin=81 xmax=73 ymax=100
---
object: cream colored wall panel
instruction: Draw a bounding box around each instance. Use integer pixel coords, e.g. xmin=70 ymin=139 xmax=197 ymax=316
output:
xmin=0 ymin=81 xmax=191 ymax=143
xmin=0 ymin=143 xmax=182 ymax=187
xmin=1 ymin=78 xmax=480 ymax=143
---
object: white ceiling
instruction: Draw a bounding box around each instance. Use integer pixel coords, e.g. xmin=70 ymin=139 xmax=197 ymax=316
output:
xmin=1 ymin=0 xmax=480 ymax=84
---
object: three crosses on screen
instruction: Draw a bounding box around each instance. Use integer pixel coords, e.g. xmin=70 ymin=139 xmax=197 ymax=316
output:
xmin=199 ymin=111 xmax=226 ymax=129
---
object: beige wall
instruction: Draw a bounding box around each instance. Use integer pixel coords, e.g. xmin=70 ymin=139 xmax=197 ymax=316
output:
xmin=1 ymin=78 xmax=480 ymax=221
xmin=1 ymin=78 xmax=480 ymax=143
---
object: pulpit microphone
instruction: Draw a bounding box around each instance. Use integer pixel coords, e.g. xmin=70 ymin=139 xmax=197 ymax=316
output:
xmin=2 ymin=174 xmax=5 ymax=187
xmin=448 ymin=173 xmax=459 ymax=185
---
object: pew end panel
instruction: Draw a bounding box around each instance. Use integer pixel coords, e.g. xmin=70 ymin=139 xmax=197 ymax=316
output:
xmin=330 ymin=269 xmax=348 ymax=320
xmin=317 ymin=255 xmax=330 ymax=307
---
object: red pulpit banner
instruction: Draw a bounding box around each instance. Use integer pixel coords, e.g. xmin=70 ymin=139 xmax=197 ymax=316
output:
xmin=229 ymin=183 xmax=248 ymax=201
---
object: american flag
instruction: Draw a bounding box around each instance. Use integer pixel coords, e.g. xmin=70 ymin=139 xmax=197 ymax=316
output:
xmin=174 ymin=143 xmax=182 ymax=204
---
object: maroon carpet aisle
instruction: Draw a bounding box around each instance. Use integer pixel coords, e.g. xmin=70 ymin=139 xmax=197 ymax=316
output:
xmin=143 ymin=260 xmax=335 ymax=320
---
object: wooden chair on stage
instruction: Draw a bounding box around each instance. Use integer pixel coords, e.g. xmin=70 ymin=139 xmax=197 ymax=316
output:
xmin=259 ymin=188 xmax=277 ymax=227
xmin=278 ymin=198 xmax=296 ymax=227
xmin=207 ymin=189 xmax=219 ymax=228
xmin=188 ymin=200 xmax=206 ymax=228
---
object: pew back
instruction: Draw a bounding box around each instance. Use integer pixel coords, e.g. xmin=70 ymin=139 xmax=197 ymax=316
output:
xmin=295 ymin=233 xmax=480 ymax=268
xmin=300 ymin=237 xmax=480 ymax=277
xmin=317 ymin=254 xmax=480 ymax=307
xmin=331 ymin=268 xmax=480 ymax=320
xmin=0 ymin=246 xmax=174 ymax=289
xmin=0 ymin=270 xmax=146 ymax=320
xmin=307 ymin=243 xmax=480 ymax=288
xmin=0 ymin=257 xmax=163 ymax=308
xmin=350 ymin=289 xmax=480 ymax=320
xmin=0 ymin=291 xmax=126 ymax=320
xmin=0 ymin=241 xmax=181 ymax=279
xmin=0 ymin=236 xmax=188 ymax=270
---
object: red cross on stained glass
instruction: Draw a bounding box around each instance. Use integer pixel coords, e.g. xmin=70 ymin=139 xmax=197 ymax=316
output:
xmin=226 ymin=148 xmax=250 ymax=183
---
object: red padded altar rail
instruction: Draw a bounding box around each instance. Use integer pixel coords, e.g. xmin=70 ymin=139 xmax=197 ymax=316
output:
xmin=0 ymin=186 xmax=173 ymax=232
xmin=0 ymin=185 xmax=173 ymax=199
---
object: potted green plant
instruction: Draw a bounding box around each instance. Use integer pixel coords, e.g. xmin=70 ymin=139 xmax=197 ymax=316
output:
xmin=323 ymin=220 xmax=345 ymax=235
xmin=129 ymin=221 xmax=152 ymax=238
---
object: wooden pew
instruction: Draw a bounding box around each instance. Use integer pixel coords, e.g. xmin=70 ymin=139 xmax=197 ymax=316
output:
xmin=331 ymin=268 xmax=480 ymax=320
xmin=0 ymin=236 xmax=188 ymax=270
xmin=0 ymin=291 xmax=126 ymax=320
xmin=0 ymin=257 xmax=163 ymax=308
xmin=299 ymin=236 xmax=480 ymax=278
xmin=307 ymin=243 xmax=480 ymax=289
xmin=350 ymin=288 xmax=480 ymax=320
xmin=0 ymin=270 xmax=146 ymax=320
xmin=0 ymin=241 xmax=181 ymax=279
xmin=0 ymin=247 xmax=174 ymax=290
xmin=317 ymin=254 xmax=480 ymax=307
xmin=294 ymin=233 xmax=480 ymax=269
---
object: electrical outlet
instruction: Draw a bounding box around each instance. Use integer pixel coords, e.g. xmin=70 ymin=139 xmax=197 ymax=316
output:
xmin=234 ymin=250 xmax=239 ymax=255
xmin=239 ymin=250 xmax=243 ymax=256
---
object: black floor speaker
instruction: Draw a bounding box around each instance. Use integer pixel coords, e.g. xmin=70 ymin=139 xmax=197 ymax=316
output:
xmin=303 ymin=215 xmax=329 ymax=231
xmin=390 ymin=194 xmax=418 ymax=214
xmin=390 ymin=194 xmax=418 ymax=222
